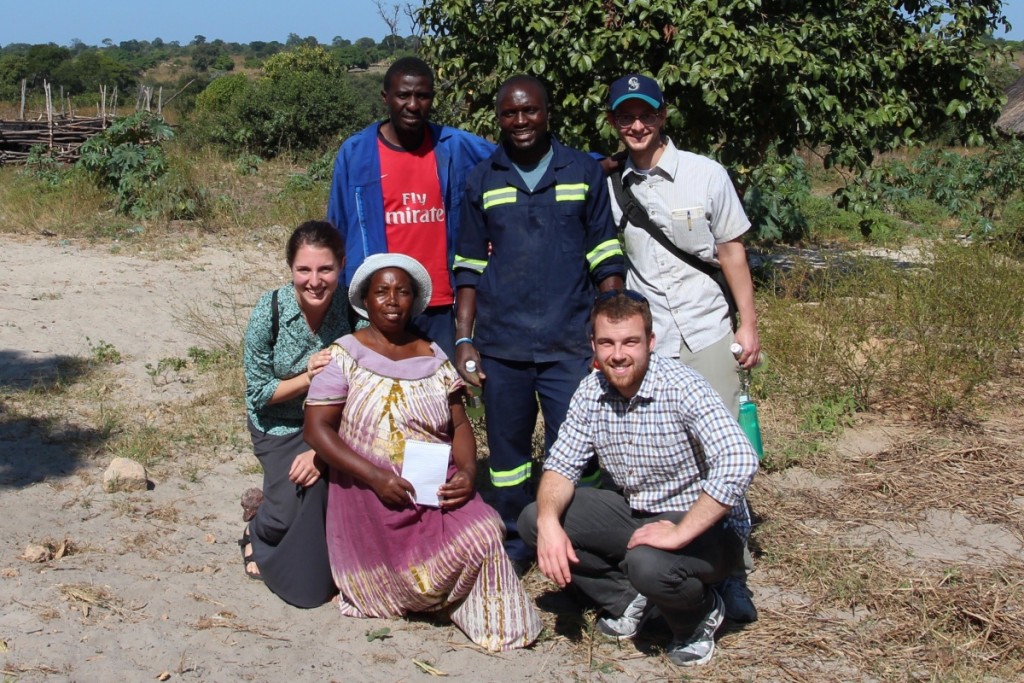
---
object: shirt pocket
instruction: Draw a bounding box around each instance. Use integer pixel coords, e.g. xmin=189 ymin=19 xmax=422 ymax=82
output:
xmin=552 ymin=204 xmax=586 ymax=256
xmin=669 ymin=205 xmax=715 ymax=261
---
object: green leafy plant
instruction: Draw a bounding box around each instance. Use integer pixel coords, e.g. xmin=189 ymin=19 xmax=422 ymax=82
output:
xmin=234 ymin=153 xmax=262 ymax=176
xmin=185 ymin=48 xmax=376 ymax=158
xmin=305 ymin=149 xmax=335 ymax=182
xmin=21 ymin=145 xmax=70 ymax=188
xmin=86 ymin=337 xmax=122 ymax=365
xmin=364 ymin=627 xmax=391 ymax=642
xmin=187 ymin=346 xmax=231 ymax=373
xmin=743 ymin=152 xmax=810 ymax=242
xmin=841 ymin=140 xmax=1024 ymax=237
xmin=76 ymin=111 xmax=175 ymax=218
xmin=145 ymin=356 xmax=188 ymax=386
xmin=800 ymin=392 xmax=858 ymax=435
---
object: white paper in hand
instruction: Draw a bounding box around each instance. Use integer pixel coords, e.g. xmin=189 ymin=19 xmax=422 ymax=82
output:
xmin=401 ymin=439 xmax=450 ymax=507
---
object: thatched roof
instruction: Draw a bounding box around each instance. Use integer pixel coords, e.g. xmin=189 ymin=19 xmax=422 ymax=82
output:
xmin=996 ymin=73 xmax=1024 ymax=135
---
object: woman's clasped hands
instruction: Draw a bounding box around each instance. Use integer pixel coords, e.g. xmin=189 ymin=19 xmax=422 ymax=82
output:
xmin=370 ymin=467 xmax=475 ymax=511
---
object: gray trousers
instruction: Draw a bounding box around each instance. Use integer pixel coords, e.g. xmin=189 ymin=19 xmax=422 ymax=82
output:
xmin=248 ymin=419 xmax=336 ymax=608
xmin=519 ymin=488 xmax=742 ymax=637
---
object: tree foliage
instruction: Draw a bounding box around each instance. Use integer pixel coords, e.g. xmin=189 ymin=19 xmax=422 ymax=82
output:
xmin=420 ymin=1 xmax=1010 ymax=195
xmin=186 ymin=47 xmax=384 ymax=157
xmin=191 ymin=39 xmax=232 ymax=72
xmin=262 ymin=45 xmax=341 ymax=80
xmin=52 ymin=50 xmax=138 ymax=94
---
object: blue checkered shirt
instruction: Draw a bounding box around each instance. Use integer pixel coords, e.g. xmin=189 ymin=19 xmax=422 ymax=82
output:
xmin=544 ymin=353 xmax=758 ymax=538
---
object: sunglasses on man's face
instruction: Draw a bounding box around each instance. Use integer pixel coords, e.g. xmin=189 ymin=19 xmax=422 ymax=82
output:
xmin=611 ymin=112 xmax=662 ymax=129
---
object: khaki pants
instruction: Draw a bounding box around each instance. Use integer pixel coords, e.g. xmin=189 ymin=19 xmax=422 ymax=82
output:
xmin=679 ymin=331 xmax=741 ymax=418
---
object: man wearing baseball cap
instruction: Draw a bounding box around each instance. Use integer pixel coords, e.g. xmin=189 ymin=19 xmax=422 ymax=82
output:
xmin=605 ymin=73 xmax=761 ymax=624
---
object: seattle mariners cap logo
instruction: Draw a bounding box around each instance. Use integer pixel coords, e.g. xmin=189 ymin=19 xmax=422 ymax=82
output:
xmin=608 ymin=73 xmax=665 ymax=110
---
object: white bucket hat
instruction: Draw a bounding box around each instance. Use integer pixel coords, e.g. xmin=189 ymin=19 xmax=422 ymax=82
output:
xmin=348 ymin=253 xmax=432 ymax=319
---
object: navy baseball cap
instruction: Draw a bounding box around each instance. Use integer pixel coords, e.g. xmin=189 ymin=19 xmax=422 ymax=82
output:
xmin=608 ymin=74 xmax=664 ymax=110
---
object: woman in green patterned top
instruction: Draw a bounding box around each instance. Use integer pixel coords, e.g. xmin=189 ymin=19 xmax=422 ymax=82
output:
xmin=240 ymin=220 xmax=350 ymax=607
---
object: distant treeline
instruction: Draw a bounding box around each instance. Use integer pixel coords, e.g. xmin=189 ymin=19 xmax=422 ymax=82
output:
xmin=0 ymin=33 xmax=418 ymax=107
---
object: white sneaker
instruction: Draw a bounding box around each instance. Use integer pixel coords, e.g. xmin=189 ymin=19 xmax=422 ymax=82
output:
xmin=596 ymin=592 xmax=655 ymax=640
xmin=718 ymin=575 xmax=758 ymax=622
xmin=666 ymin=589 xmax=725 ymax=667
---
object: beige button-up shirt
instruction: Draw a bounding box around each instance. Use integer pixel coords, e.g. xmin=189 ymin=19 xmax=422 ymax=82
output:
xmin=609 ymin=138 xmax=750 ymax=355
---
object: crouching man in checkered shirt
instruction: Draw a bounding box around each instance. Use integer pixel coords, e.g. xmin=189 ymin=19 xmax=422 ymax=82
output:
xmin=518 ymin=289 xmax=758 ymax=667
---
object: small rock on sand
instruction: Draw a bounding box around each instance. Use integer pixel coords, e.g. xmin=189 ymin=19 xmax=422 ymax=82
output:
xmin=22 ymin=544 xmax=51 ymax=563
xmin=103 ymin=457 xmax=149 ymax=493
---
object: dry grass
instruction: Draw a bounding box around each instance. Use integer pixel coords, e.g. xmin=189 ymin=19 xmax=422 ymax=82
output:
xmin=195 ymin=610 xmax=291 ymax=641
xmin=830 ymin=438 xmax=1024 ymax=534
xmin=745 ymin=411 xmax=1024 ymax=681
xmin=0 ymin=144 xmax=328 ymax=261
xmin=57 ymin=582 xmax=146 ymax=623
xmin=172 ymin=270 xmax=263 ymax=352
xmin=3 ymin=322 xmax=247 ymax=483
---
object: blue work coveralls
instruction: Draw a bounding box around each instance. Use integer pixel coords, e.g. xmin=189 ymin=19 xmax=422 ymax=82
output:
xmin=454 ymin=137 xmax=624 ymax=561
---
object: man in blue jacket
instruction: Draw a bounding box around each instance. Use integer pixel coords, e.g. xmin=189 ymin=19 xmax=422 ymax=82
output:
xmin=453 ymin=75 xmax=625 ymax=567
xmin=327 ymin=56 xmax=494 ymax=358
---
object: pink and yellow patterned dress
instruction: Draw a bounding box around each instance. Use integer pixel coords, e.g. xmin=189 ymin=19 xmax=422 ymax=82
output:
xmin=306 ymin=335 xmax=541 ymax=651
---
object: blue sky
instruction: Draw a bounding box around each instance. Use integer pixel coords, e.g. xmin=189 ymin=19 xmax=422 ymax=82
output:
xmin=3 ymin=0 xmax=1024 ymax=47
xmin=3 ymin=0 xmax=400 ymax=47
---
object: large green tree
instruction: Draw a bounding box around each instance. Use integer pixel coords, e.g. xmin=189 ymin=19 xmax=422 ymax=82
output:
xmin=421 ymin=1 xmax=1009 ymax=186
xmin=188 ymin=45 xmax=380 ymax=156
xmin=52 ymin=50 xmax=138 ymax=94
xmin=22 ymin=44 xmax=71 ymax=86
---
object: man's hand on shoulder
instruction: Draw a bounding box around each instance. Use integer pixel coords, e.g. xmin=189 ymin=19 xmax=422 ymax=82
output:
xmin=536 ymin=518 xmax=578 ymax=588
xmin=627 ymin=519 xmax=684 ymax=551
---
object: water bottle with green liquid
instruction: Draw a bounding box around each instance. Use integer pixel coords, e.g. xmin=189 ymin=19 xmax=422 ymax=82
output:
xmin=731 ymin=343 xmax=764 ymax=460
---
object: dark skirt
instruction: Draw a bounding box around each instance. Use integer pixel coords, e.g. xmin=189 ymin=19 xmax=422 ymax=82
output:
xmin=247 ymin=418 xmax=336 ymax=608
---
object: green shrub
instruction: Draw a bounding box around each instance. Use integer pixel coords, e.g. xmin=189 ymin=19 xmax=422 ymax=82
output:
xmin=190 ymin=73 xmax=254 ymax=148
xmin=994 ymin=198 xmax=1024 ymax=248
xmin=182 ymin=46 xmax=385 ymax=158
xmin=77 ymin=112 xmax=174 ymax=218
xmin=800 ymin=392 xmax=857 ymax=434
xmin=21 ymin=145 xmax=71 ymax=188
xmin=800 ymin=194 xmax=908 ymax=244
xmin=840 ymin=140 xmax=1024 ymax=238
xmin=141 ymin=160 xmax=210 ymax=221
xmin=261 ymin=45 xmax=340 ymax=80
xmin=272 ymin=176 xmax=330 ymax=226
xmin=801 ymin=194 xmax=863 ymax=238
xmin=77 ymin=111 xmax=208 ymax=221
xmin=306 ymin=149 xmax=336 ymax=181
xmin=893 ymin=196 xmax=951 ymax=231
xmin=742 ymin=152 xmax=810 ymax=242
xmin=234 ymin=153 xmax=263 ymax=176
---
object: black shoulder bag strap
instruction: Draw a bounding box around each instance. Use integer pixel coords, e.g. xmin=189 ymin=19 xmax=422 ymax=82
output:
xmin=610 ymin=171 xmax=738 ymax=330
xmin=269 ymin=289 xmax=280 ymax=349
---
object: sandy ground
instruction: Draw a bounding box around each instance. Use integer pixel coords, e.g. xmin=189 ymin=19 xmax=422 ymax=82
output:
xmin=0 ymin=237 xmax=669 ymax=682
xmin=1 ymin=237 xmax=1022 ymax=682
